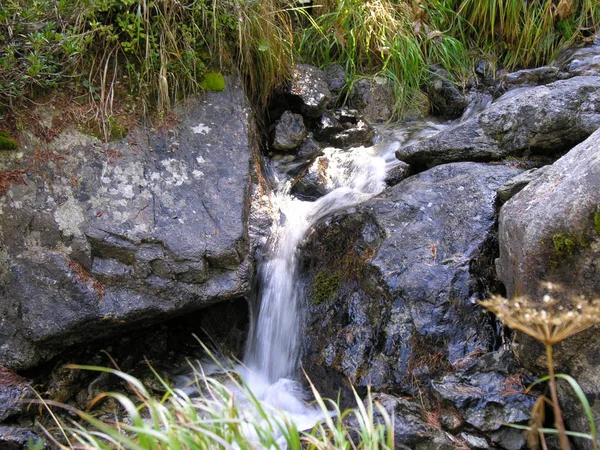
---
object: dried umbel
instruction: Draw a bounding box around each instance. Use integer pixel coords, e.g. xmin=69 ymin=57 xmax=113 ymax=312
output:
xmin=479 ymin=285 xmax=600 ymax=346
xmin=480 ymin=284 xmax=600 ymax=450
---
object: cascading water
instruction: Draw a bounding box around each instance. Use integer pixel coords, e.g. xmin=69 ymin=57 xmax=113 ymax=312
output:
xmin=179 ymin=119 xmax=450 ymax=439
xmin=242 ymin=137 xmax=405 ymax=403
xmin=243 ymin=119 xmax=450 ymax=389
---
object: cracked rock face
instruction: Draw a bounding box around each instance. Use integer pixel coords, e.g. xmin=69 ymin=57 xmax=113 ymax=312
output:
xmin=300 ymin=162 xmax=523 ymax=398
xmin=0 ymin=78 xmax=256 ymax=370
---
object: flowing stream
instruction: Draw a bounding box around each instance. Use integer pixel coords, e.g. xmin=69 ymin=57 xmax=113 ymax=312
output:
xmin=238 ymin=119 xmax=449 ymax=424
xmin=180 ymin=118 xmax=455 ymax=440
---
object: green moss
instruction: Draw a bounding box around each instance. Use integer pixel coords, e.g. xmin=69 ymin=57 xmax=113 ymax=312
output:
xmin=0 ymin=132 xmax=18 ymax=150
xmin=549 ymin=231 xmax=589 ymax=270
xmin=594 ymin=211 xmax=600 ymax=234
xmin=200 ymin=72 xmax=226 ymax=92
xmin=552 ymin=232 xmax=577 ymax=255
xmin=108 ymin=116 xmax=128 ymax=141
xmin=312 ymin=272 xmax=340 ymax=305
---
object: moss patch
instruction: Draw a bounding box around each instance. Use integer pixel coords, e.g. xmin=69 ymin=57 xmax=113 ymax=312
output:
xmin=312 ymin=272 xmax=340 ymax=305
xmin=200 ymin=72 xmax=226 ymax=92
xmin=594 ymin=211 xmax=600 ymax=235
xmin=0 ymin=132 xmax=18 ymax=150
xmin=549 ymin=231 xmax=589 ymax=270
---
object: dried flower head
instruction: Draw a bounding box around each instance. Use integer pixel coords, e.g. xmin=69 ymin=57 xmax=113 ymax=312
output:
xmin=479 ymin=284 xmax=600 ymax=345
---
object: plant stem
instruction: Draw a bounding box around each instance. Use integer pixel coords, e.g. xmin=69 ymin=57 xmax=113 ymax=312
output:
xmin=547 ymin=343 xmax=571 ymax=450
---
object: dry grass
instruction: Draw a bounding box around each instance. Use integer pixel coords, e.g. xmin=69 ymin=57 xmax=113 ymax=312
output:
xmin=0 ymin=169 xmax=27 ymax=197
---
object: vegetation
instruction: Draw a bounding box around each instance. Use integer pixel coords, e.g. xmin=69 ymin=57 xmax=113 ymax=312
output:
xmin=312 ymin=271 xmax=341 ymax=304
xmin=480 ymin=284 xmax=600 ymax=450
xmin=1 ymin=0 xmax=599 ymax=127
xmin=32 ymin=363 xmax=394 ymax=450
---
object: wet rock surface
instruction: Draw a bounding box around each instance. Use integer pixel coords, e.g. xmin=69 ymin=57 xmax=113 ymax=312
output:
xmin=349 ymin=77 xmax=395 ymax=123
xmin=0 ymin=367 xmax=31 ymax=422
xmin=301 ymin=162 xmax=522 ymax=399
xmin=272 ymin=110 xmax=307 ymax=150
xmin=496 ymin=128 xmax=600 ymax=446
xmin=0 ymin=78 xmax=256 ymax=370
xmin=0 ymin=426 xmax=41 ymax=450
xmin=432 ymin=351 xmax=535 ymax=433
xmin=313 ymin=109 xmax=374 ymax=149
xmin=395 ymin=76 xmax=600 ymax=168
xmin=362 ymin=393 xmax=456 ymax=450
xmin=427 ymin=66 xmax=468 ymax=119
xmin=496 ymin=166 xmax=549 ymax=202
xmin=286 ymin=64 xmax=332 ymax=118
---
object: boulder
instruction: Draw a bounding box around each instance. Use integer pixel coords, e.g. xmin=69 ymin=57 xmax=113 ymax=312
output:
xmin=0 ymin=426 xmax=41 ymax=450
xmin=395 ymin=76 xmax=600 ymax=168
xmin=432 ymin=351 xmax=535 ymax=433
xmin=301 ymin=162 xmax=523 ymax=397
xmin=0 ymin=78 xmax=256 ymax=370
xmin=496 ymin=128 xmax=600 ymax=300
xmin=556 ymin=45 xmax=600 ymax=77
xmin=349 ymin=77 xmax=395 ymax=123
xmin=271 ymin=110 xmax=306 ymax=151
xmin=356 ymin=394 xmax=456 ymax=450
xmin=384 ymin=161 xmax=411 ymax=187
xmin=290 ymin=155 xmax=329 ymax=201
xmin=502 ymin=66 xmax=561 ymax=89
xmin=287 ymin=64 xmax=332 ymax=118
xmin=324 ymin=64 xmax=346 ymax=93
xmin=495 ymin=128 xmax=600 ymax=447
xmin=496 ymin=166 xmax=549 ymax=202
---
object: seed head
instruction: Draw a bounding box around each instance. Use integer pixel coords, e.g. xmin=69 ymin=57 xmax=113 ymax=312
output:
xmin=479 ymin=284 xmax=600 ymax=345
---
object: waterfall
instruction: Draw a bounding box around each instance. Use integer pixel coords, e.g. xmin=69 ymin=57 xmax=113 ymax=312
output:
xmin=243 ymin=141 xmax=399 ymax=384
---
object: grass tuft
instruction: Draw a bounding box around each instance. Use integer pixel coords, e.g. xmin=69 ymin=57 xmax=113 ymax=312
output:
xmin=32 ymin=362 xmax=394 ymax=449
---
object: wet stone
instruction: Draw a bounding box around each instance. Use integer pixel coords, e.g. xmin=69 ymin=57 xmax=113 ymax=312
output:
xmin=272 ymin=110 xmax=307 ymax=151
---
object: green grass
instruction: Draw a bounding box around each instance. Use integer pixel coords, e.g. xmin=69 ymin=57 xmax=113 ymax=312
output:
xmin=2 ymin=0 xmax=599 ymax=126
xmin=33 ymin=364 xmax=394 ymax=450
xmin=0 ymin=0 xmax=292 ymax=126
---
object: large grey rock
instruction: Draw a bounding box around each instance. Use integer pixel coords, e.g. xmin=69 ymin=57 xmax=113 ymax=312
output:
xmin=354 ymin=394 xmax=456 ymax=450
xmin=0 ymin=78 xmax=256 ymax=370
xmin=287 ymin=64 xmax=332 ymax=118
xmin=432 ymin=351 xmax=534 ymax=434
xmin=496 ymin=166 xmax=549 ymax=202
xmin=395 ymin=76 xmax=600 ymax=167
xmin=313 ymin=109 xmax=374 ymax=148
xmin=557 ymin=45 xmax=600 ymax=77
xmin=324 ymin=64 xmax=346 ymax=93
xmin=0 ymin=426 xmax=40 ymax=450
xmin=426 ymin=66 xmax=468 ymax=119
xmin=502 ymin=66 xmax=561 ymax=89
xmin=496 ymin=129 xmax=600 ymax=447
xmin=301 ymin=162 xmax=522 ymax=397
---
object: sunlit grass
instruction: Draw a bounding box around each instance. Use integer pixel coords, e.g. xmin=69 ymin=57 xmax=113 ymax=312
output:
xmin=33 ymin=363 xmax=394 ymax=450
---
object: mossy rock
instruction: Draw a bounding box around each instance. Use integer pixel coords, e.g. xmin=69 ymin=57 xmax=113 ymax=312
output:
xmin=0 ymin=132 xmax=18 ymax=150
xmin=312 ymin=272 xmax=340 ymax=305
xmin=595 ymin=211 xmax=600 ymax=234
xmin=200 ymin=72 xmax=226 ymax=92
